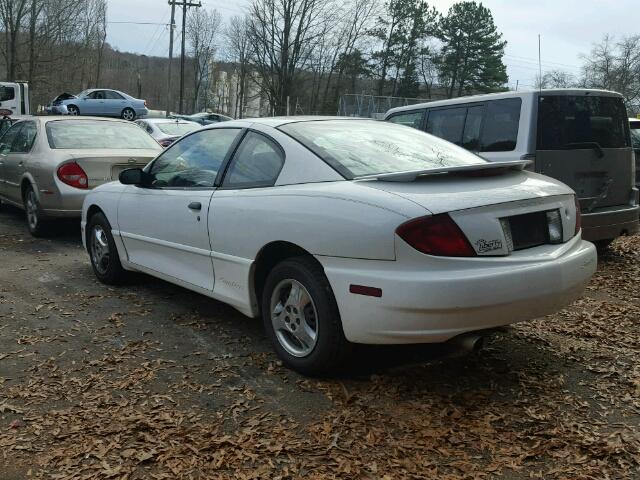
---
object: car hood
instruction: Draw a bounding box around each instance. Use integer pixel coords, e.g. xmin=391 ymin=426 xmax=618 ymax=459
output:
xmin=357 ymin=170 xmax=575 ymax=215
xmin=52 ymin=93 xmax=77 ymax=103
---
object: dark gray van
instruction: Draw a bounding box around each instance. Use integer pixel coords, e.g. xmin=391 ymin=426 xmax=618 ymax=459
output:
xmin=385 ymin=89 xmax=639 ymax=247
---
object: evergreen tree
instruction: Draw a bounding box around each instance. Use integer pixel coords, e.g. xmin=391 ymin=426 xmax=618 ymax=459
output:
xmin=436 ymin=1 xmax=507 ymax=98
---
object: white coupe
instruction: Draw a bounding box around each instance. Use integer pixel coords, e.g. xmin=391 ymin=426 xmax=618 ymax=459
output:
xmin=81 ymin=117 xmax=597 ymax=375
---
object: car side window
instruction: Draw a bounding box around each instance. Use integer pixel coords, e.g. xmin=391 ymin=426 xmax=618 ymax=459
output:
xmin=88 ymin=91 xmax=105 ymax=100
xmin=462 ymin=105 xmax=484 ymax=151
xmin=12 ymin=121 xmax=37 ymax=153
xmin=105 ymin=90 xmax=124 ymax=100
xmin=387 ymin=110 xmax=424 ymax=129
xmin=426 ymin=107 xmax=467 ymax=146
xmin=0 ymin=123 xmax=23 ymax=154
xmin=148 ymin=128 xmax=240 ymax=188
xmin=222 ymin=131 xmax=284 ymax=189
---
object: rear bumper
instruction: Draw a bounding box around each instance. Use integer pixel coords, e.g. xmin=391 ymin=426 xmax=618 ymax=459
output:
xmin=319 ymin=235 xmax=596 ymax=344
xmin=581 ymin=204 xmax=639 ymax=241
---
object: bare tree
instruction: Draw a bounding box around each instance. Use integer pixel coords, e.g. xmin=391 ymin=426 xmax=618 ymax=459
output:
xmin=187 ymin=7 xmax=221 ymax=112
xmin=247 ymin=0 xmax=328 ymax=115
xmin=224 ymin=15 xmax=251 ymax=118
xmin=0 ymin=0 xmax=29 ymax=79
xmin=581 ymin=34 xmax=640 ymax=106
xmin=535 ymin=69 xmax=577 ymax=89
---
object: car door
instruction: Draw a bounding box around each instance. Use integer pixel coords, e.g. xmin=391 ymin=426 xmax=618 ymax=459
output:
xmin=117 ymin=127 xmax=242 ymax=290
xmin=104 ymin=90 xmax=127 ymax=116
xmin=0 ymin=122 xmax=26 ymax=200
xmin=81 ymin=90 xmax=105 ymax=115
xmin=2 ymin=120 xmax=37 ymax=203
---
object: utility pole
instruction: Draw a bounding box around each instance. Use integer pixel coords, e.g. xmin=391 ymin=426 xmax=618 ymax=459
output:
xmin=175 ymin=0 xmax=201 ymax=114
xmin=166 ymin=0 xmax=176 ymax=117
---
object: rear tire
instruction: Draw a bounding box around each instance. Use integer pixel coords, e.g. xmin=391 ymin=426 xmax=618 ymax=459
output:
xmin=594 ymin=239 xmax=614 ymax=253
xmin=261 ymin=256 xmax=351 ymax=376
xmin=23 ymin=185 xmax=51 ymax=237
xmin=121 ymin=108 xmax=136 ymax=121
xmin=87 ymin=212 xmax=126 ymax=284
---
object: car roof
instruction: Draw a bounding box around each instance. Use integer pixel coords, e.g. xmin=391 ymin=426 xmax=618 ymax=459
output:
xmin=142 ymin=118 xmax=198 ymax=125
xmin=214 ymin=116 xmax=373 ymax=129
xmin=386 ymin=88 xmax=625 ymax=117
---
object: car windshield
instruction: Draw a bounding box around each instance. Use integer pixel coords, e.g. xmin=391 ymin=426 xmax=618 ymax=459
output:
xmin=279 ymin=120 xmax=487 ymax=178
xmin=157 ymin=122 xmax=199 ymax=136
xmin=630 ymin=122 xmax=640 ymax=149
xmin=46 ymin=120 xmax=161 ymax=149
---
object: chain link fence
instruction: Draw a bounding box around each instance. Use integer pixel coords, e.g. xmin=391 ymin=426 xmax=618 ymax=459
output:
xmin=337 ymin=93 xmax=445 ymax=119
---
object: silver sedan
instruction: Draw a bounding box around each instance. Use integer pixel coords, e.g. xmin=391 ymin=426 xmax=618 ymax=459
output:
xmin=0 ymin=116 xmax=162 ymax=236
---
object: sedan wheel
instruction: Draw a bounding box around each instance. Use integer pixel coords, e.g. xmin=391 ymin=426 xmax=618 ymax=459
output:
xmin=121 ymin=108 xmax=135 ymax=121
xmin=262 ymin=257 xmax=351 ymax=376
xmin=23 ymin=186 xmax=50 ymax=237
xmin=67 ymin=105 xmax=79 ymax=115
xmin=270 ymin=279 xmax=319 ymax=357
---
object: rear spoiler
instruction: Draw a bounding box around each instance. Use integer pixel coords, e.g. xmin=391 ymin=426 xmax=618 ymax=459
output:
xmin=353 ymin=160 xmax=532 ymax=182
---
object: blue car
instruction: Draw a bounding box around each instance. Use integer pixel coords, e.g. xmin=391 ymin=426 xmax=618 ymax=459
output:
xmin=54 ymin=89 xmax=148 ymax=121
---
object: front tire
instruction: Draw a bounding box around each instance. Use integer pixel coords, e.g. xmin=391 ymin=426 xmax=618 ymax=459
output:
xmin=67 ymin=104 xmax=80 ymax=115
xmin=121 ymin=108 xmax=136 ymax=121
xmin=261 ymin=257 xmax=351 ymax=376
xmin=87 ymin=212 xmax=126 ymax=284
xmin=23 ymin=185 xmax=50 ymax=237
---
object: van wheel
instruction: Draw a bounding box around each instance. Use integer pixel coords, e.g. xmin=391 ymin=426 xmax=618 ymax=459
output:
xmin=23 ymin=185 xmax=51 ymax=237
xmin=87 ymin=212 xmax=126 ymax=284
xmin=261 ymin=256 xmax=351 ymax=376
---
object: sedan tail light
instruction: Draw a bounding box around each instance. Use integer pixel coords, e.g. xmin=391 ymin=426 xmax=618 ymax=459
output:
xmin=396 ymin=214 xmax=476 ymax=257
xmin=574 ymin=195 xmax=581 ymax=235
xmin=57 ymin=162 xmax=88 ymax=189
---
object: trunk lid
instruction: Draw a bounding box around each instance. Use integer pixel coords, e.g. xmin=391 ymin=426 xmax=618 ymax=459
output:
xmin=360 ymin=170 xmax=577 ymax=256
xmin=66 ymin=149 xmax=159 ymax=188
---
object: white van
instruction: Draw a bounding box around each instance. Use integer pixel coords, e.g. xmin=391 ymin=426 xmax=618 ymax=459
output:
xmin=0 ymin=82 xmax=30 ymax=116
xmin=385 ymin=89 xmax=639 ymax=246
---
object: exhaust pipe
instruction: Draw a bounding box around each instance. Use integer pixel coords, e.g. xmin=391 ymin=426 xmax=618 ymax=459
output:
xmin=447 ymin=333 xmax=484 ymax=354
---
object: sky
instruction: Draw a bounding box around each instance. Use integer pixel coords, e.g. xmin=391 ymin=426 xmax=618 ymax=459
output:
xmin=105 ymin=0 xmax=638 ymax=91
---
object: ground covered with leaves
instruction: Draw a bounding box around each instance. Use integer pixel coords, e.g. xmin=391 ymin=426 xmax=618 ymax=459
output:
xmin=1 ymin=206 xmax=639 ymax=479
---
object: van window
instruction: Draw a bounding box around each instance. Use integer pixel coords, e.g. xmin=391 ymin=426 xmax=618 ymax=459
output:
xmin=629 ymin=121 xmax=640 ymax=149
xmin=425 ymin=107 xmax=466 ymax=145
xmin=537 ymin=95 xmax=629 ymax=150
xmin=387 ymin=110 xmax=424 ymax=128
xmin=0 ymin=85 xmax=15 ymax=102
xmin=480 ymin=99 xmax=521 ymax=152
xmin=462 ymin=105 xmax=483 ymax=150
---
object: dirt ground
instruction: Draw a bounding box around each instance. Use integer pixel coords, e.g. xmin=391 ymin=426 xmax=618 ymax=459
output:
xmin=0 ymin=204 xmax=639 ymax=479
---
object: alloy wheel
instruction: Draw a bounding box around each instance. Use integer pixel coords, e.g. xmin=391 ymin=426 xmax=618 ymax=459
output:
xmin=90 ymin=225 xmax=110 ymax=275
xmin=270 ymin=279 xmax=318 ymax=357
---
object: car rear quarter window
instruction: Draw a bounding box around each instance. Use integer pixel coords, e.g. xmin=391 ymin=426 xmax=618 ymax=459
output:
xmin=537 ymin=95 xmax=629 ymax=150
xmin=387 ymin=110 xmax=424 ymax=129
xmin=105 ymin=90 xmax=125 ymax=100
xmin=480 ymin=98 xmax=521 ymax=152
xmin=222 ymin=131 xmax=284 ymax=188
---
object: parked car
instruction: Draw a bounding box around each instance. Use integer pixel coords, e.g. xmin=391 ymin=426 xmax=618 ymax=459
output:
xmin=53 ymin=89 xmax=148 ymax=120
xmin=174 ymin=112 xmax=233 ymax=126
xmin=81 ymin=117 xmax=596 ymax=375
xmin=630 ymin=118 xmax=640 ymax=187
xmin=135 ymin=118 xmax=201 ymax=147
xmin=385 ymin=89 xmax=639 ymax=248
xmin=0 ymin=116 xmax=162 ymax=236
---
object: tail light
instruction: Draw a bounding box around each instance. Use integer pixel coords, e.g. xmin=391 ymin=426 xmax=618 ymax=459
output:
xmin=57 ymin=162 xmax=88 ymax=189
xmin=574 ymin=195 xmax=581 ymax=235
xmin=144 ymin=100 xmax=147 ymax=107
xmin=396 ymin=214 xmax=476 ymax=257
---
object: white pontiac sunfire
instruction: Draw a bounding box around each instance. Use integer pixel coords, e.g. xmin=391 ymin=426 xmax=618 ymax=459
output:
xmin=81 ymin=117 xmax=597 ymax=375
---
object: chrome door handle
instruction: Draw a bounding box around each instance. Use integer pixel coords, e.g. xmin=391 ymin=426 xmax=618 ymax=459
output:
xmin=188 ymin=202 xmax=202 ymax=211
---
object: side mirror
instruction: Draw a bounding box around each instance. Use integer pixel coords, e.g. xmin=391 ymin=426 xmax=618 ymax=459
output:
xmin=119 ymin=168 xmax=145 ymax=185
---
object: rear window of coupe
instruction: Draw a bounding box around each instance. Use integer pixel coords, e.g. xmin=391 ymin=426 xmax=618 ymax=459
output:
xmin=46 ymin=120 xmax=161 ymax=149
xmin=279 ymin=120 xmax=487 ymax=178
